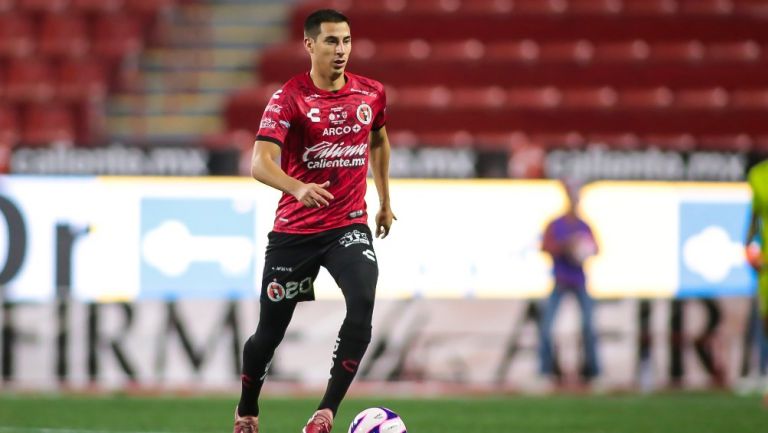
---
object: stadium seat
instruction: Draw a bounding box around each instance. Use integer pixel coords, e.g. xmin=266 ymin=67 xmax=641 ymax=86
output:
xmin=0 ymin=13 xmax=35 ymax=57
xmin=38 ymin=13 xmax=90 ymax=58
xmin=678 ymin=0 xmax=734 ymax=15
xmin=697 ymin=134 xmax=753 ymax=152
xmin=18 ymin=0 xmax=69 ymax=13
xmin=673 ymin=88 xmax=730 ymax=109
xmin=92 ymin=14 xmax=143 ymax=60
xmin=649 ymin=40 xmax=705 ymax=62
xmin=484 ymin=40 xmax=540 ymax=62
xmin=70 ymin=0 xmax=124 ymax=13
xmin=561 ymin=87 xmax=618 ymax=109
xmin=0 ymin=104 xmax=19 ymax=144
xmin=0 ymin=0 xmax=15 ymax=12
xmin=451 ymin=87 xmax=507 ymax=109
xmin=538 ymin=40 xmax=595 ymax=63
xmin=4 ymin=58 xmax=56 ymax=102
xmin=622 ymin=0 xmax=679 ymax=15
xmin=730 ymin=88 xmax=768 ymax=109
xmin=642 ymin=133 xmax=697 ymax=151
xmin=506 ymin=87 xmax=562 ymax=109
xmin=21 ymin=103 xmax=75 ymax=145
xmin=587 ymin=132 xmax=642 ymax=149
xmin=57 ymin=58 xmax=107 ymax=101
xmin=706 ymin=40 xmax=762 ymax=62
xmin=617 ymin=87 xmax=674 ymax=109
xmin=592 ymin=40 xmax=650 ymax=62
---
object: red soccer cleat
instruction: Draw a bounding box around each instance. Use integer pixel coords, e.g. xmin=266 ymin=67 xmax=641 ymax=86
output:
xmin=233 ymin=407 xmax=259 ymax=433
xmin=302 ymin=409 xmax=334 ymax=433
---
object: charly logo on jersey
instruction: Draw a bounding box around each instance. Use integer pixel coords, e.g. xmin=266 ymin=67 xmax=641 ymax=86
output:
xmin=356 ymin=103 xmax=373 ymax=125
xmin=260 ymin=118 xmax=277 ymax=129
xmin=306 ymin=107 xmax=321 ymax=123
xmin=303 ymin=140 xmax=367 ymax=169
xmin=271 ymin=89 xmax=282 ymax=99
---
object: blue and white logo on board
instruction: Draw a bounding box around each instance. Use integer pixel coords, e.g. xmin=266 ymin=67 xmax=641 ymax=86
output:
xmin=678 ymin=201 xmax=755 ymax=298
xmin=140 ymin=198 xmax=256 ymax=299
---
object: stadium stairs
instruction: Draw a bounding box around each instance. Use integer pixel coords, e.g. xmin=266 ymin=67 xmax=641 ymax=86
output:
xmin=107 ymin=0 xmax=289 ymax=143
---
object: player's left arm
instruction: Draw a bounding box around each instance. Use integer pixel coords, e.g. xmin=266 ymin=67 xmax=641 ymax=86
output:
xmin=370 ymin=126 xmax=396 ymax=238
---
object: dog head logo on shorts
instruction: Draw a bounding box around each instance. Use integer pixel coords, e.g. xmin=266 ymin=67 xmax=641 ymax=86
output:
xmin=267 ymin=281 xmax=286 ymax=302
xmin=356 ymin=103 xmax=372 ymax=125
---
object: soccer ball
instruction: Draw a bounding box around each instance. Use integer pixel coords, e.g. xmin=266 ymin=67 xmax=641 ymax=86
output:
xmin=348 ymin=407 xmax=406 ymax=433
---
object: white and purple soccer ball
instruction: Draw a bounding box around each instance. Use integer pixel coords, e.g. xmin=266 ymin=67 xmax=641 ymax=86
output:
xmin=348 ymin=407 xmax=407 ymax=433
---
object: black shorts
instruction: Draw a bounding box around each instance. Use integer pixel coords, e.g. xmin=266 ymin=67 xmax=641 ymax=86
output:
xmin=260 ymin=223 xmax=378 ymax=303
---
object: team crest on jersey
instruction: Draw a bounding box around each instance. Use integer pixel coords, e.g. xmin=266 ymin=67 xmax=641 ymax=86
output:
xmin=356 ymin=103 xmax=373 ymax=125
xmin=267 ymin=281 xmax=285 ymax=302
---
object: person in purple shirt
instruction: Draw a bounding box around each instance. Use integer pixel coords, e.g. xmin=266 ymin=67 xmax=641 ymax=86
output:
xmin=538 ymin=178 xmax=601 ymax=385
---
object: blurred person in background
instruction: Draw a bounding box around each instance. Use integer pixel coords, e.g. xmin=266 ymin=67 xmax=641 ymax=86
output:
xmin=233 ymin=9 xmax=396 ymax=433
xmin=538 ymin=178 xmax=601 ymax=388
xmin=745 ymin=158 xmax=768 ymax=403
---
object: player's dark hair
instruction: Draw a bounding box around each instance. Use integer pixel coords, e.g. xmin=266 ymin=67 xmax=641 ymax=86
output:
xmin=304 ymin=9 xmax=349 ymax=40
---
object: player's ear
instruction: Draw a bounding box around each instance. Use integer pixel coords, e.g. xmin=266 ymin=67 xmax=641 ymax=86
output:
xmin=304 ymin=36 xmax=314 ymax=55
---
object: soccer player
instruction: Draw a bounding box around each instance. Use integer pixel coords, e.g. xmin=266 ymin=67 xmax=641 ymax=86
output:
xmin=233 ymin=9 xmax=396 ymax=433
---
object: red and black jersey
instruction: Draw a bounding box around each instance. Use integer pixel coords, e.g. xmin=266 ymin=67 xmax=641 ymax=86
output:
xmin=255 ymin=72 xmax=387 ymax=234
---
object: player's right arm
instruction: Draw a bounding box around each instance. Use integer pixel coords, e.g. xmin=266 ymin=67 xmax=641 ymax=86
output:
xmin=251 ymin=140 xmax=334 ymax=208
xmin=541 ymin=222 xmax=562 ymax=256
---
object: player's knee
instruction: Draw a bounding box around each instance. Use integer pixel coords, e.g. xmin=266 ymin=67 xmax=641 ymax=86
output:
xmin=340 ymin=317 xmax=372 ymax=343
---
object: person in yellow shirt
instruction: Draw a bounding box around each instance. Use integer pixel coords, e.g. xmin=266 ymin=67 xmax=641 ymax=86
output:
xmin=745 ymin=159 xmax=768 ymax=405
xmin=746 ymin=160 xmax=768 ymax=333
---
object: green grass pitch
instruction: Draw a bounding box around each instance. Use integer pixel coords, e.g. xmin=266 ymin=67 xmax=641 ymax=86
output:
xmin=0 ymin=393 xmax=765 ymax=433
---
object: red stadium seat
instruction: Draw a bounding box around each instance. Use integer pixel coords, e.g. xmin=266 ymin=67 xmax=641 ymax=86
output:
xmin=485 ymin=40 xmax=540 ymax=62
xmin=587 ymin=132 xmax=642 ymax=149
xmin=0 ymin=13 xmax=35 ymax=57
xmin=451 ymin=87 xmax=506 ymax=109
xmin=730 ymin=89 xmax=768 ymax=109
xmin=39 ymin=13 xmax=90 ymax=58
xmin=0 ymin=0 xmax=15 ymax=12
xmin=92 ymin=14 xmax=143 ymax=60
xmin=538 ymin=40 xmax=594 ymax=63
xmin=21 ymin=103 xmax=75 ymax=145
xmin=430 ymin=39 xmax=486 ymax=61
xmin=697 ymin=134 xmax=753 ymax=152
xmin=622 ymin=0 xmax=679 ymax=15
xmin=561 ymin=87 xmax=618 ymax=109
xmin=0 ymin=104 xmax=19 ymax=144
xmin=567 ymin=0 xmax=624 ymax=15
xmin=506 ymin=87 xmax=562 ymax=109
xmin=679 ymin=0 xmax=734 ymax=15
xmin=643 ymin=133 xmax=697 ymax=151
xmin=4 ymin=58 xmax=56 ymax=102
xmin=18 ymin=0 xmax=69 ymax=13
xmin=70 ymin=0 xmax=124 ymax=14
xmin=674 ymin=88 xmax=730 ymax=109
xmin=57 ymin=58 xmax=107 ymax=101
xmin=706 ymin=40 xmax=762 ymax=62
xmin=393 ymin=86 xmax=452 ymax=108
xmin=649 ymin=41 xmax=705 ymax=62
xmin=592 ymin=40 xmax=650 ymax=62
xmin=617 ymin=87 xmax=674 ymax=109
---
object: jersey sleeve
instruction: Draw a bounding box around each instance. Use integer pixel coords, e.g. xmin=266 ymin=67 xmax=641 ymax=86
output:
xmin=255 ymin=87 xmax=296 ymax=147
xmin=372 ymin=87 xmax=387 ymax=131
